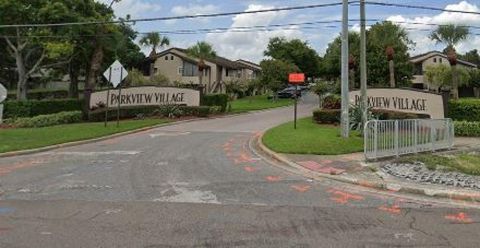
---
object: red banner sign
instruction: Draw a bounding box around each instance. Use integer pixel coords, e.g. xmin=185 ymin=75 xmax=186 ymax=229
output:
xmin=288 ymin=73 xmax=305 ymax=84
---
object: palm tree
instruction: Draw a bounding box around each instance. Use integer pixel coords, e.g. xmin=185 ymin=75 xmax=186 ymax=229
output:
xmin=139 ymin=32 xmax=170 ymax=58
xmin=430 ymin=24 xmax=470 ymax=99
xmin=186 ymin=41 xmax=217 ymax=92
xmin=369 ymin=21 xmax=410 ymax=88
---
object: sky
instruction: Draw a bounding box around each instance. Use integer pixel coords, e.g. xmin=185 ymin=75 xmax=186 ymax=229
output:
xmin=98 ymin=0 xmax=480 ymax=63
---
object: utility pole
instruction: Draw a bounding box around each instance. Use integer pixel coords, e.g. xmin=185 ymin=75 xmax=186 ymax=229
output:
xmin=360 ymin=0 xmax=368 ymax=132
xmin=341 ymin=0 xmax=349 ymax=138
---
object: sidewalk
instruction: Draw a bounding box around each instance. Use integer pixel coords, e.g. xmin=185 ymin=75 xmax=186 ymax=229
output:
xmin=257 ymin=135 xmax=480 ymax=203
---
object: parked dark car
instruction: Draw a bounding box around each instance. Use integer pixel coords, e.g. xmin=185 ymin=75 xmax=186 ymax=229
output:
xmin=268 ymin=86 xmax=302 ymax=99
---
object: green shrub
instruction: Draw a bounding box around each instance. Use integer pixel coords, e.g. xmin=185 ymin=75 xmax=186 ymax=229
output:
xmin=373 ymin=110 xmax=430 ymax=120
xmin=88 ymin=105 xmax=220 ymax=121
xmin=12 ymin=111 xmax=82 ymax=128
xmin=7 ymin=89 xmax=83 ymax=100
xmin=454 ymin=121 xmax=480 ymax=137
xmin=3 ymin=99 xmax=83 ymax=118
xmin=201 ymin=94 xmax=228 ymax=112
xmin=322 ymin=94 xmax=341 ymax=109
xmin=313 ymin=109 xmax=341 ymax=124
xmin=448 ymin=98 xmax=480 ymax=121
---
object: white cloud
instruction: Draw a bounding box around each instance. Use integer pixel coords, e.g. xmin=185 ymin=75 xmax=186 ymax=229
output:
xmin=386 ymin=1 xmax=480 ymax=55
xmin=205 ymin=4 xmax=303 ymax=63
xmin=171 ymin=4 xmax=219 ymax=16
xmin=166 ymin=4 xmax=220 ymax=25
xmin=97 ymin=0 xmax=162 ymax=18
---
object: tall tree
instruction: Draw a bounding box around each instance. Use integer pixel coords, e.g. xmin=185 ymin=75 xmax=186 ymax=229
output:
xmin=186 ymin=41 xmax=216 ymax=92
xmin=139 ymin=32 xmax=170 ymax=58
xmin=0 ymin=0 xmax=75 ymax=100
xmin=322 ymin=22 xmax=413 ymax=88
xmin=430 ymin=24 xmax=470 ymax=99
xmin=322 ymin=32 xmax=360 ymax=84
xmin=264 ymin=37 xmax=321 ymax=78
xmin=259 ymin=59 xmax=299 ymax=100
xmin=368 ymin=21 xmax=412 ymax=88
xmin=460 ymin=49 xmax=480 ymax=66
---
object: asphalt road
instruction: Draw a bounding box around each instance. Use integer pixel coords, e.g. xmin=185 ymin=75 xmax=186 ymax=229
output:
xmin=0 ymin=94 xmax=479 ymax=247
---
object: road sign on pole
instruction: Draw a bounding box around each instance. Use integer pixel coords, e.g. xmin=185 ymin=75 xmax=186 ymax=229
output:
xmin=103 ymin=60 xmax=128 ymax=88
xmin=289 ymin=73 xmax=305 ymax=130
xmin=103 ymin=60 xmax=127 ymax=127
xmin=0 ymin=83 xmax=7 ymax=125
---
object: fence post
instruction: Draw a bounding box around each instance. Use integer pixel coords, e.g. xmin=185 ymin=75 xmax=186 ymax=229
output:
xmin=374 ymin=120 xmax=378 ymax=159
xmin=414 ymin=120 xmax=418 ymax=153
xmin=430 ymin=121 xmax=436 ymax=152
xmin=394 ymin=120 xmax=399 ymax=157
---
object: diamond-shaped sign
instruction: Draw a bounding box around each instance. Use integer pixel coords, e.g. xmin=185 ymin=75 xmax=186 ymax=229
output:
xmin=103 ymin=60 xmax=128 ymax=88
xmin=0 ymin=83 xmax=7 ymax=103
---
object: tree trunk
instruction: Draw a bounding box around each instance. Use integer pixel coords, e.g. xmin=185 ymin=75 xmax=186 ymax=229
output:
xmin=349 ymin=69 xmax=355 ymax=91
xmin=68 ymin=63 xmax=79 ymax=99
xmin=451 ymin=65 xmax=459 ymax=100
xmin=199 ymin=72 xmax=204 ymax=93
xmin=15 ymin=51 xmax=28 ymax=101
xmin=389 ymin=60 xmax=395 ymax=88
xmin=84 ymin=43 xmax=104 ymax=116
xmin=474 ymin=87 xmax=480 ymax=98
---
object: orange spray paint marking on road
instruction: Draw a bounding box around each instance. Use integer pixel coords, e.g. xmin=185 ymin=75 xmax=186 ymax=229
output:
xmin=291 ymin=184 xmax=311 ymax=193
xmin=265 ymin=176 xmax=281 ymax=182
xmin=244 ymin=166 xmax=257 ymax=172
xmin=445 ymin=212 xmax=473 ymax=223
xmin=328 ymin=189 xmax=364 ymax=204
xmin=379 ymin=204 xmax=401 ymax=214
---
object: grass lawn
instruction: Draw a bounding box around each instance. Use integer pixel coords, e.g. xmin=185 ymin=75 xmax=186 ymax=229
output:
xmin=229 ymin=95 xmax=293 ymax=113
xmin=397 ymin=153 xmax=480 ymax=176
xmin=263 ymin=117 xmax=364 ymax=155
xmin=0 ymin=118 xmax=171 ymax=153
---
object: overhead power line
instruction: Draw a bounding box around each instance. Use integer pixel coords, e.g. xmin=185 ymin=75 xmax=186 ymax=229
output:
xmin=0 ymin=2 xmax=352 ymax=29
xmin=363 ymin=1 xmax=480 ymax=15
xmin=2 ymin=18 xmax=480 ymax=39
xmin=1 ymin=1 xmax=478 ymax=29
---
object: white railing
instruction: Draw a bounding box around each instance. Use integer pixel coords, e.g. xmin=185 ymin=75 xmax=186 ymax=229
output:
xmin=364 ymin=119 xmax=454 ymax=160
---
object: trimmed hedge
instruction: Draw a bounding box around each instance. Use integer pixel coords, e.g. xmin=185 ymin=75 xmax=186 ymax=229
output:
xmin=3 ymin=99 xmax=83 ymax=119
xmin=448 ymin=98 xmax=480 ymax=121
xmin=11 ymin=111 xmax=83 ymax=128
xmin=313 ymin=108 xmax=430 ymax=125
xmin=88 ymin=105 xmax=222 ymax=122
xmin=7 ymin=89 xmax=82 ymax=100
xmin=454 ymin=121 xmax=480 ymax=137
xmin=313 ymin=109 xmax=341 ymax=124
xmin=373 ymin=110 xmax=430 ymax=120
xmin=322 ymin=94 xmax=341 ymax=109
xmin=201 ymin=94 xmax=228 ymax=112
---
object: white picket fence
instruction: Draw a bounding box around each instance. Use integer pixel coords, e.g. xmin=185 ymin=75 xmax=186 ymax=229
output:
xmin=364 ymin=119 xmax=455 ymax=160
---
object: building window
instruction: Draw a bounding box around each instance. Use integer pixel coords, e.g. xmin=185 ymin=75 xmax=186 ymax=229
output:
xmin=226 ymin=69 xmax=229 ymax=77
xmin=154 ymin=68 xmax=158 ymax=74
xmin=182 ymin=61 xmax=198 ymax=76
xmin=165 ymin=56 xmax=168 ymax=60
xmin=413 ymin=63 xmax=423 ymax=75
xmin=171 ymin=56 xmax=174 ymax=60
xmin=178 ymin=67 xmax=184 ymax=75
xmin=433 ymin=58 xmax=437 ymax=63
xmin=439 ymin=58 xmax=443 ymax=63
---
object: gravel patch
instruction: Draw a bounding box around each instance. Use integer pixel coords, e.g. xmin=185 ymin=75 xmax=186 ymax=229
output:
xmin=382 ymin=162 xmax=480 ymax=190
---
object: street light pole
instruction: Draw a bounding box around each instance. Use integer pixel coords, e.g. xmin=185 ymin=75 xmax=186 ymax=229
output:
xmin=341 ymin=0 xmax=350 ymax=138
xmin=360 ymin=0 xmax=368 ymax=131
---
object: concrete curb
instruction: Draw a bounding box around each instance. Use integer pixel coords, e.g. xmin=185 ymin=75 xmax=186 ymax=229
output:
xmin=0 ymin=118 xmax=202 ymax=158
xmin=0 ymin=105 xmax=294 ymax=159
xmin=256 ymin=133 xmax=480 ymax=203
